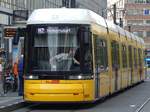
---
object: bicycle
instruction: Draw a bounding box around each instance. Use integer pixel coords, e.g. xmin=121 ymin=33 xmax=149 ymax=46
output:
xmin=3 ymin=72 xmax=14 ymax=94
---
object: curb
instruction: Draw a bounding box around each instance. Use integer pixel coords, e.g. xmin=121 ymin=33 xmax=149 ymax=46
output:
xmin=0 ymin=101 xmax=27 ymax=112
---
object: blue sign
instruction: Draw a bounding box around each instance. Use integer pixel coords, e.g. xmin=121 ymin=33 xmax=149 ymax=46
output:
xmin=144 ymin=9 xmax=150 ymax=15
xmin=145 ymin=58 xmax=150 ymax=61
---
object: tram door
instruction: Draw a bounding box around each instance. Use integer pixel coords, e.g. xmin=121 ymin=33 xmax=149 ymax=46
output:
xmin=94 ymin=35 xmax=109 ymax=98
xmin=128 ymin=46 xmax=133 ymax=84
xmin=95 ymin=66 xmax=100 ymax=98
xmin=111 ymin=41 xmax=120 ymax=91
xmin=94 ymin=35 xmax=100 ymax=98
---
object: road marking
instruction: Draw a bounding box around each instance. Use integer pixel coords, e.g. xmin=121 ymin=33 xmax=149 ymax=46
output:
xmin=130 ymin=105 xmax=136 ymax=108
xmin=7 ymin=104 xmax=12 ymax=106
xmin=14 ymin=102 xmax=19 ymax=104
xmin=0 ymin=106 xmax=5 ymax=108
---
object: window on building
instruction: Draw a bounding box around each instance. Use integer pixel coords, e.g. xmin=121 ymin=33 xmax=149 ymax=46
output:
xmin=146 ymin=31 xmax=150 ymax=37
xmin=135 ymin=0 xmax=146 ymax=3
xmin=145 ymin=44 xmax=150 ymax=49
xmin=127 ymin=20 xmax=143 ymax=25
xmin=133 ymin=31 xmax=143 ymax=37
xmin=128 ymin=0 xmax=150 ymax=3
xmin=146 ymin=0 xmax=150 ymax=3
xmin=127 ymin=0 xmax=136 ymax=3
xmin=146 ymin=20 xmax=150 ymax=24
xmin=127 ymin=9 xmax=143 ymax=16
xmin=94 ymin=35 xmax=108 ymax=73
xmin=144 ymin=9 xmax=150 ymax=15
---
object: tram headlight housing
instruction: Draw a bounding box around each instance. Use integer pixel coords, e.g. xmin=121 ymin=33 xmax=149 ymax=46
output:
xmin=69 ymin=74 xmax=93 ymax=80
xmin=25 ymin=75 xmax=39 ymax=79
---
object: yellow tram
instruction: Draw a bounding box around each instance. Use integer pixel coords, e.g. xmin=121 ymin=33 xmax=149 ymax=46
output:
xmin=24 ymin=8 xmax=145 ymax=102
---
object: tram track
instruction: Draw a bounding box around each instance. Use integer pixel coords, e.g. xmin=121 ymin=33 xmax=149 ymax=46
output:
xmin=10 ymin=103 xmax=39 ymax=112
xmin=134 ymin=97 xmax=150 ymax=112
xmin=10 ymin=102 xmax=97 ymax=112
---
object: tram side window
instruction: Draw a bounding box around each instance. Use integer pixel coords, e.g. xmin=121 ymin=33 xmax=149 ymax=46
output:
xmin=138 ymin=49 xmax=142 ymax=67
xmin=142 ymin=50 xmax=144 ymax=65
xmin=122 ymin=45 xmax=127 ymax=68
xmin=128 ymin=46 xmax=132 ymax=68
xmin=111 ymin=41 xmax=120 ymax=69
xmin=134 ymin=48 xmax=137 ymax=68
xmin=141 ymin=49 xmax=143 ymax=66
xmin=94 ymin=36 xmax=108 ymax=73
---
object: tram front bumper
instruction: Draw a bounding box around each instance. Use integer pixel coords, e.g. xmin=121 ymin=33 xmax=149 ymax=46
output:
xmin=24 ymin=83 xmax=84 ymax=102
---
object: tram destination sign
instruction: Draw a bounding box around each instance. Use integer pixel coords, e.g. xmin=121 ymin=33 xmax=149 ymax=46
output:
xmin=4 ymin=28 xmax=17 ymax=38
xmin=37 ymin=27 xmax=71 ymax=34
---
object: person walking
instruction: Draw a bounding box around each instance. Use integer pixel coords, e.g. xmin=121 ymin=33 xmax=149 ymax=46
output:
xmin=0 ymin=62 xmax=2 ymax=83
xmin=0 ymin=62 xmax=3 ymax=95
xmin=13 ymin=62 xmax=18 ymax=92
xmin=18 ymin=55 xmax=24 ymax=96
xmin=3 ymin=63 xmax=11 ymax=95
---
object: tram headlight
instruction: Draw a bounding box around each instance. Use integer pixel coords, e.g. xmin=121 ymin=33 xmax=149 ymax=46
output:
xmin=25 ymin=75 xmax=39 ymax=79
xmin=69 ymin=75 xmax=93 ymax=80
xmin=29 ymin=75 xmax=33 ymax=79
xmin=78 ymin=75 xmax=82 ymax=79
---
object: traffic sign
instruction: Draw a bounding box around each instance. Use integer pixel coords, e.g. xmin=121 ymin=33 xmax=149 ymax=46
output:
xmin=4 ymin=28 xmax=17 ymax=38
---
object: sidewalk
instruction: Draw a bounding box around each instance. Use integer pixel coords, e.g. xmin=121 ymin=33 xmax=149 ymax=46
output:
xmin=0 ymin=83 xmax=24 ymax=112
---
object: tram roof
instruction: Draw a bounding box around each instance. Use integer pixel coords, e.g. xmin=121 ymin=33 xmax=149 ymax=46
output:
xmin=27 ymin=8 xmax=107 ymax=27
xmin=27 ymin=8 xmax=144 ymax=45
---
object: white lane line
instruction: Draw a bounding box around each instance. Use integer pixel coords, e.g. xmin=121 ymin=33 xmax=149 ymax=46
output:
xmin=7 ymin=104 xmax=12 ymax=106
xmin=0 ymin=106 xmax=6 ymax=108
xmin=130 ymin=105 xmax=136 ymax=108
xmin=14 ymin=102 xmax=19 ymax=104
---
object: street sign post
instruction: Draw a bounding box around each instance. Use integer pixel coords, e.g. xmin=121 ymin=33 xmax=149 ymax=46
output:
xmin=4 ymin=27 xmax=17 ymax=38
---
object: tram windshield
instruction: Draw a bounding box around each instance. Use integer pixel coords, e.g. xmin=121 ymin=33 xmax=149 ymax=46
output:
xmin=27 ymin=25 xmax=92 ymax=73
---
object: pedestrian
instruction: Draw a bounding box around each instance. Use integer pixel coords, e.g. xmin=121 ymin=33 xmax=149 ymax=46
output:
xmin=3 ymin=63 xmax=11 ymax=95
xmin=18 ymin=54 xmax=24 ymax=96
xmin=13 ymin=62 xmax=18 ymax=92
xmin=0 ymin=62 xmax=2 ymax=83
xmin=0 ymin=62 xmax=2 ymax=96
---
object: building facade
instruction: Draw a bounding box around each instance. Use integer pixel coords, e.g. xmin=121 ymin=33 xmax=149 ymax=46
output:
xmin=107 ymin=0 xmax=150 ymax=49
xmin=0 ymin=0 xmax=107 ymax=16
xmin=124 ymin=0 xmax=150 ymax=49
